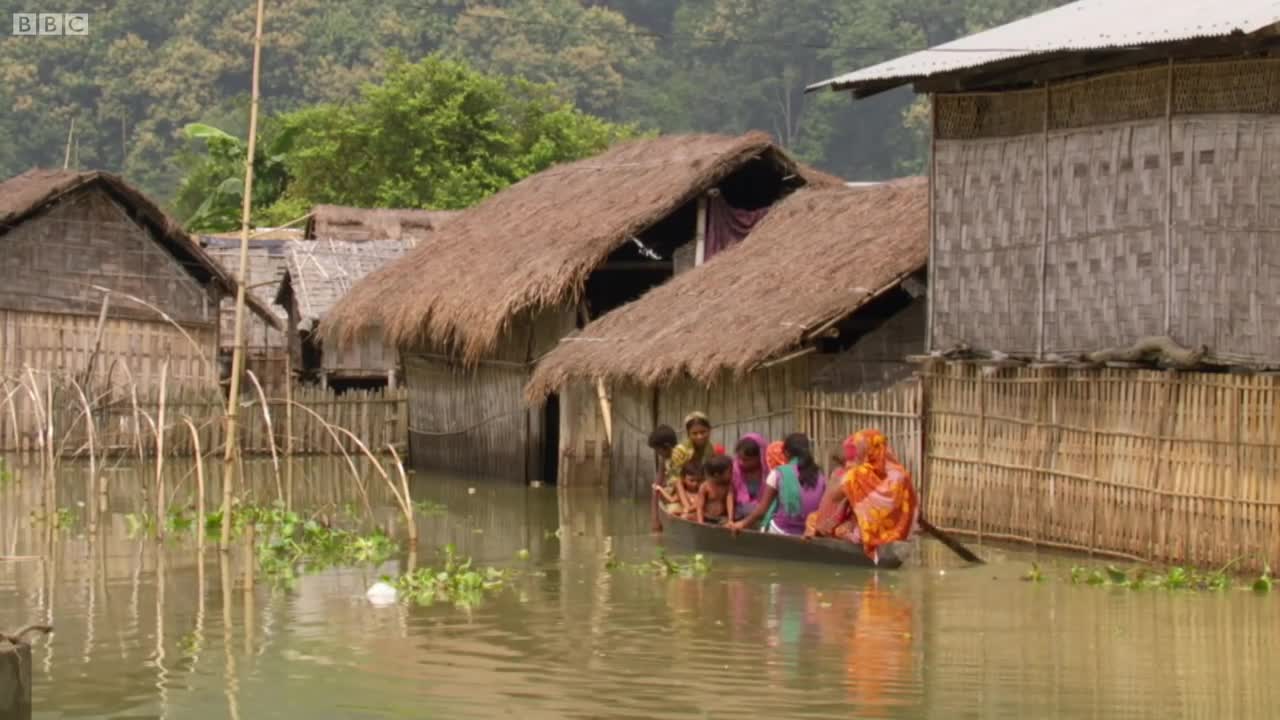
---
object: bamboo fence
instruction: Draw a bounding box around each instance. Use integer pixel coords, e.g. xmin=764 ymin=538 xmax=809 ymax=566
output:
xmin=921 ymin=362 xmax=1280 ymax=570
xmin=0 ymin=377 xmax=407 ymax=457
xmin=796 ymin=379 xmax=925 ymax=483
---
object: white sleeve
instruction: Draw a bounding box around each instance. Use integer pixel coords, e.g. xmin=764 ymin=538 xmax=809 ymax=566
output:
xmin=765 ymin=469 xmax=780 ymax=490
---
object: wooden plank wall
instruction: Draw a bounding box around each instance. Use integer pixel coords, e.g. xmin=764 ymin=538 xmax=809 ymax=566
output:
xmin=922 ymin=362 xmax=1280 ymax=571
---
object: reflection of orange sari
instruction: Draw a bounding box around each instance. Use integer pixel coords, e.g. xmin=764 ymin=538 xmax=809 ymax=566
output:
xmin=843 ymin=430 xmax=918 ymax=562
xmin=847 ymin=578 xmax=913 ymax=713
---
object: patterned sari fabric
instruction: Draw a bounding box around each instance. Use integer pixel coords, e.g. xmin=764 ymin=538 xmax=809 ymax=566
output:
xmin=804 ymin=433 xmax=864 ymax=541
xmin=841 ymin=430 xmax=918 ymax=562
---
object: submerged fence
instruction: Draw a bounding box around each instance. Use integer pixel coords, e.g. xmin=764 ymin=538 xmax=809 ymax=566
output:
xmin=0 ymin=374 xmax=407 ymax=456
xmin=919 ymin=363 xmax=1280 ymax=570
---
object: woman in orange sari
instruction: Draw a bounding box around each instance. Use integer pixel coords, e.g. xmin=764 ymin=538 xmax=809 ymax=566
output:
xmin=843 ymin=429 xmax=918 ymax=563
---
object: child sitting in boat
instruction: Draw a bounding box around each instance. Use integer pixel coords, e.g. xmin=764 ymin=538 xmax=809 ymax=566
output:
xmin=696 ymin=455 xmax=735 ymax=525
xmin=654 ymin=461 xmax=705 ymax=517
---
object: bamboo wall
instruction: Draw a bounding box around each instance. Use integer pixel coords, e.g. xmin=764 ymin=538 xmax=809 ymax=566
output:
xmin=921 ymin=362 xmax=1280 ymax=570
xmin=0 ymin=188 xmax=214 ymax=325
xmin=796 ymin=380 xmax=924 ymax=485
xmin=932 ymin=57 xmax=1280 ymax=363
xmin=0 ymin=378 xmax=406 ymax=455
xmin=321 ymin=332 xmax=398 ymax=379
xmin=403 ymin=306 xmax=574 ymax=482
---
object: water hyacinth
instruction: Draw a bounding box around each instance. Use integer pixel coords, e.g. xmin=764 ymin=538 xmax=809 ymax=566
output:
xmin=390 ymin=544 xmax=507 ymax=608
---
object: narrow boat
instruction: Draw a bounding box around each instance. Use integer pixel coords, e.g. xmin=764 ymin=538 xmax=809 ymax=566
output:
xmin=657 ymin=507 xmax=904 ymax=569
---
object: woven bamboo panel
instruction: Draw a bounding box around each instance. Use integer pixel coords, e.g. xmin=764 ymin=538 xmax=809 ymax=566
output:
xmin=796 ymin=379 xmax=924 ymax=487
xmin=0 ymin=189 xmax=211 ymax=325
xmin=1175 ymin=59 xmax=1280 ymax=115
xmin=1049 ymin=65 xmax=1167 ymax=130
xmin=932 ymin=137 xmax=1044 ymax=354
xmin=936 ymin=90 xmax=1044 ymax=140
xmin=1042 ymin=120 xmax=1168 ymax=353
xmin=922 ymin=362 xmax=1280 ymax=570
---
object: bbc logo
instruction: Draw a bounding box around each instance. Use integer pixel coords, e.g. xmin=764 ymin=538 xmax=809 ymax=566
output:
xmin=12 ymin=13 xmax=89 ymax=36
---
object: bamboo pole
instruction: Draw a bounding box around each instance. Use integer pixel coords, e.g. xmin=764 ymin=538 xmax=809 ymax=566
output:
xmin=156 ymin=361 xmax=167 ymax=540
xmin=221 ymin=0 xmax=267 ymax=553
xmin=285 ymin=350 xmax=294 ymax=511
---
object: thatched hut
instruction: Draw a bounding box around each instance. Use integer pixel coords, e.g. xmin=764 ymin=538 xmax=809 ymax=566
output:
xmin=275 ymin=239 xmax=408 ymax=389
xmin=324 ymin=132 xmax=838 ymax=483
xmin=811 ymin=0 xmax=1280 ymax=364
xmin=0 ymin=168 xmax=281 ymax=391
xmin=305 ymin=205 xmax=457 ymax=246
xmin=526 ymin=180 xmax=929 ymax=496
xmin=200 ymin=235 xmax=293 ymax=393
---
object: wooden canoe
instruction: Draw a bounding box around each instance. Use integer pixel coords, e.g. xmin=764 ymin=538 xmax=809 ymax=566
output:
xmin=656 ymin=507 xmax=903 ymax=569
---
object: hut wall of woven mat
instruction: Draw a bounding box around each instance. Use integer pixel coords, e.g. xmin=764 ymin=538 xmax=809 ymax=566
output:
xmin=796 ymin=379 xmax=925 ymax=487
xmin=0 ymin=371 xmax=406 ymax=456
xmin=920 ymin=362 xmax=1280 ymax=571
xmin=932 ymin=57 xmax=1280 ymax=363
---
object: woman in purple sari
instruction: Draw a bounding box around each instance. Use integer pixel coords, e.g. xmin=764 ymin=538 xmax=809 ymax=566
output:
xmin=731 ymin=433 xmax=769 ymax=520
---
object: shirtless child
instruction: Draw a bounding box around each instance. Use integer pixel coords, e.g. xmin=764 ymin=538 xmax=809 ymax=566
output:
xmin=696 ymin=455 xmax=735 ymax=525
xmin=655 ymin=461 xmax=705 ymax=517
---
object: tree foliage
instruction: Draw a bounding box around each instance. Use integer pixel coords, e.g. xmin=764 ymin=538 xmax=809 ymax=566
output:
xmin=0 ymin=0 xmax=1067 ymax=205
xmin=175 ymin=55 xmax=636 ymax=230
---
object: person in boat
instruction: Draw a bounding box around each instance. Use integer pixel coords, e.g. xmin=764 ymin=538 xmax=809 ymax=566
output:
xmin=696 ymin=455 xmax=735 ymax=525
xmin=805 ymin=434 xmax=864 ymax=542
xmin=648 ymin=425 xmax=679 ymax=531
xmin=667 ymin=412 xmax=714 ymax=510
xmin=655 ymin=460 xmax=705 ymax=516
xmin=822 ymin=429 xmax=919 ymax=562
xmin=730 ymin=433 xmax=769 ymax=520
xmin=728 ymin=433 xmax=825 ymax=535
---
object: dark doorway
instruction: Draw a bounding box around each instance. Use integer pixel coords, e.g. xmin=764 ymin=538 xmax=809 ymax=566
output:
xmin=541 ymin=393 xmax=560 ymax=486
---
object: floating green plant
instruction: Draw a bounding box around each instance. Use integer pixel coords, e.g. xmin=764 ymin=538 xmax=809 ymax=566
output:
xmin=606 ymin=549 xmax=711 ymax=577
xmin=1021 ymin=563 xmax=1044 ymax=582
xmin=391 ymin=544 xmax=507 ymax=608
xmin=32 ymin=507 xmax=78 ymax=532
xmin=1052 ymin=560 xmax=1266 ymax=593
xmin=412 ymin=499 xmax=448 ymax=516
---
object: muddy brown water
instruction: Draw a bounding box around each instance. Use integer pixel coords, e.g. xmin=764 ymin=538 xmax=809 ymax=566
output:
xmin=1 ymin=456 xmax=1278 ymax=719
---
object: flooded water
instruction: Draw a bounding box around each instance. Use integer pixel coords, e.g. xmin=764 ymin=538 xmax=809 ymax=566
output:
xmin=2 ymin=455 xmax=1279 ymax=719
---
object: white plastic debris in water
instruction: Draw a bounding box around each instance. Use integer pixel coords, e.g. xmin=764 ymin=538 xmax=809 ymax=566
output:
xmin=468 ymin=487 xmax=476 ymax=495
xmin=366 ymin=581 xmax=398 ymax=607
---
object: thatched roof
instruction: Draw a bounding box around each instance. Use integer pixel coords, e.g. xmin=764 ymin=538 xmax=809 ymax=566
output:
xmin=525 ymin=178 xmax=929 ymax=398
xmin=201 ymin=238 xmax=292 ymax=333
xmin=277 ymin=239 xmax=407 ymax=328
xmin=207 ymin=227 xmax=305 ymax=241
xmin=0 ymin=168 xmax=282 ymax=330
xmin=322 ymin=132 xmax=839 ymax=360
xmin=305 ymin=205 xmax=458 ymax=244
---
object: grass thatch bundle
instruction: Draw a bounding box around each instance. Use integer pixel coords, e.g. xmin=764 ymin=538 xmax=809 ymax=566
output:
xmin=320 ymin=132 xmax=838 ymax=361
xmin=525 ymin=178 xmax=929 ymax=399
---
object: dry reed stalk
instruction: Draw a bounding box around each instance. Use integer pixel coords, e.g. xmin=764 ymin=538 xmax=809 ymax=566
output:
xmin=279 ymin=400 xmax=373 ymax=516
xmin=155 ymin=361 xmax=168 ymax=540
xmin=69 ymin=377 xmax=99 ymax=535
xmin=183 ymin=416 xmax=206 ymax=554
xmin=387 ymin=444 xmax=417 ymax=542
xmin=243 ymin=370 xmax=281 ymax=503
xmin=284 ymin=352 xmax=294 ymax=511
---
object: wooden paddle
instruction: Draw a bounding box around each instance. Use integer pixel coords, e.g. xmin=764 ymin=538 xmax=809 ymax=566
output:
xmin=919 ymin=515 xmax=983 ymax=564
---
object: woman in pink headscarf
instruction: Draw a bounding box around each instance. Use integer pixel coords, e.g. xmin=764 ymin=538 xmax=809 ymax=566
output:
xmin=730 ymin=433 xmax=769 ymax=520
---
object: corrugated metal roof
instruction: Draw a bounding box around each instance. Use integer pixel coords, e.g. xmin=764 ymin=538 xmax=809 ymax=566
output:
xmin=810 ymin=0 xmax=1280 ymax=94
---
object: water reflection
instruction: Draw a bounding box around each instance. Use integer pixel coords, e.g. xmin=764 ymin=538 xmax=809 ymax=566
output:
xmin=0 ymin=455 xmax=1278 ymax=718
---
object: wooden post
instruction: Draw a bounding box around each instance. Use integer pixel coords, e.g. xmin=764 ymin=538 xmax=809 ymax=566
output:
xmin=694 ymin=194 xmax=708 ymax=266
xmin=1088 ymin=372 xmax=1100 ymax=556
xmin=284 ymin=348 xmax=294 ymax=512
xmin=926 ymin=95 xmax=936 ymax=355
xmin=977 ymin=368 xmax=986 ymax=544
xmin=1037 ymin=84 xmax=1050 ymax=360
xmin=1164 ymin=58 xmax=1175 ymax=337
xmin=220 ymin=0 xmax=267 ymax=553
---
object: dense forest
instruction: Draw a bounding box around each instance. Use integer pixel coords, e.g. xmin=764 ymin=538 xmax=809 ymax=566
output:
xmin=0 ymin=0 xmax=1063 ymax=226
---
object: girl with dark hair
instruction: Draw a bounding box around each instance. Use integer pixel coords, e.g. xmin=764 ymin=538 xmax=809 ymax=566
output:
xmin=728 ymin=432 xmax=826 ymax=535
xmin=730 ymin=433 xmax=769 ymax=519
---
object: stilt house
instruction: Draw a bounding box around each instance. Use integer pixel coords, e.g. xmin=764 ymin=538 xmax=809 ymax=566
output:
xmin=526 ymin=180 xmax=929 ymax=496
xmin=324 ymin=132 xmax=838 ymax=484
xmin=808 ymin=1 xmax=1280 ymax=569
xmin=275 ymin=239 xmax=409 ymax=390
xmin=0 ymin=169 xmax=281 ymax=391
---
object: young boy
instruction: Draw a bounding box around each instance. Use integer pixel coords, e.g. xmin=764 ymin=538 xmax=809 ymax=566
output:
xmin=655 ymin=461 xmax=704 ymax=517
xmin=696 ymin=455 xmax=735 ymax=525
xmin=648 ymin=425 xmax=679 ymax=531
